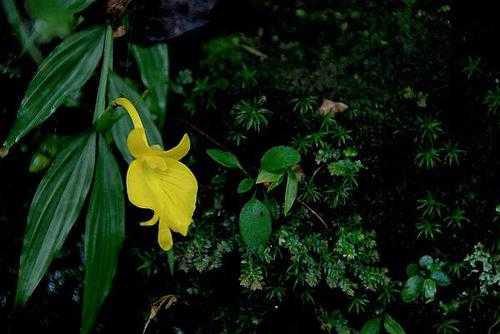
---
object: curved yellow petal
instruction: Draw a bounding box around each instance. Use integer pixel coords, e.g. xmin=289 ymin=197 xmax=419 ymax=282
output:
xmin=162 ymin=134 xmax=191 ymax=160
xmin=127 ymin=128 xmax=152 ymax=158
xmin=140 ymin=211 xmax=159 ymax=226
xmin=158 ymin=221 xmax=173 ymax=250
xmin=114 ymin=97 xmax=143 ymax=129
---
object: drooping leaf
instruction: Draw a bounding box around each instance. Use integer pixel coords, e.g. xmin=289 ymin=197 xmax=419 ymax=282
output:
xmin=131 ymin=43 xmax=169 ymax=126
xmin=260 ymin=146 xmax=301 ymax=172
xmin=237 ymin=177 xmax=254 ymax=194
xmin=26 ymin=0 xmax=95 ymax=43
xmin=423 ymin=278 xmax=437 ymax=299
xmin=383 ymin=314 xmax=406 ymax=334
xmin=93 ymin=25 xmax=113 ymax=121
xmin=1 ymin=0 xmax=42 ymax=63
xmin=401 ymin=275 xmax=422 ymax=303
xmin=360 ymin=318 xmax=381 ymax=334
xmin=206 ymin=149 xmax=244 ymax=170
xmin=130 ymin=0 xmax=218 ymax=43
xmin=16 ymin=134 xmax=96 ymax=305
xmin=81 ymin=136 xmax=124 ymax=334
xmin=239 ymin=198 xmax=272 ymax=251
xmin=107 ymin=71 xmax=163 ymax=162
xmin=284 ymin=170 xmax=298 ymax=216
xmin=26 ymin=0 xmax=74 ymax=42
xmin=3 ymin=26 xmax=105 ymax=150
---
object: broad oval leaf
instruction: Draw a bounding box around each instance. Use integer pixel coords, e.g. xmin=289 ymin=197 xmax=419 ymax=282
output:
xmin=260 ymin=146 xmax=301 ymax=172
xmin=16 ymin=133 xmax=96 ymax=305
xmin=207 ymin=149 xmax=243 ymax=170
xmin=131 ymin=43 xmax=169 ymax=126
xmin=401 ymin=275 xmax=422 ymax=303
xmin=239 ymin=198 xmax=272 ymax=251
xmin=284 ymin=170 xmax=298 ymax=216
xmin=107 ymin=71 xmax=163 ymax=162
xmin=81 ymin=136 xmax=124 ymax=334
xmin=383 ymin=314 xmax=406 ymax=334
xmin=237 ymin=177 xmax=254 ymax=194
xmin=360 ymin=318 xmax=381 ymax=334
xmin=3 ymin=26 xmax=105 ymax=149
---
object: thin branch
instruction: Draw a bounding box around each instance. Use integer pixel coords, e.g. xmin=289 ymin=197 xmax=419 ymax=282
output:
xmin=297 ymin=199 xmax=329 ymax=229
xmin=173 ymin=118 xmax=228 ymax=150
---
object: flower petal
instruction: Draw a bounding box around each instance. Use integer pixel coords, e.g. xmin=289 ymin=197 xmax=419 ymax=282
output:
xmin=114 ymin=97 xmax=143 ymax=129
xmin=126 ymin=156 xmax=198 ymax=247
xmin=127 ymin=128 xmax=153 ymax=158
xmin=162 ymin=134 xmax=191 ymax=160
xmin=140 ymin=211 xmax=159 ymax=226
xmin=158 ymin=221 xmax=173 ymax=250
xmin=126 ymin=159 xmax=159 ymax=210
xmin=154 ymin=158 xmax=197 ymax=235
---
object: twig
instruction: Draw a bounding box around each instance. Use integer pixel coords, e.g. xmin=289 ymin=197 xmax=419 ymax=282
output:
xmin=142 ymin=295 xmax=177 ymax=334
xmin=488 ymin=317 xmax=500 ymax=334
xmin=241 ymin=44 xmax=268 ymax=60
xmin=173 ymin=118 xmax=228 ymax=150
xmin=297 ymin=199 xmax=329 ymax=229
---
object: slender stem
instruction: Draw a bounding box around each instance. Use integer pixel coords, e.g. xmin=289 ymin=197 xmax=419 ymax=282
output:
xmin=297 ymin=199 xmax=329 ymax=229
xmin=173 ymin=118 xmax=228 ymax=150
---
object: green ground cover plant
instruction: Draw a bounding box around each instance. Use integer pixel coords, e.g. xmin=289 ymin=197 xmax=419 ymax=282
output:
xmin=1 ymin=0 xmax=499 ymax=333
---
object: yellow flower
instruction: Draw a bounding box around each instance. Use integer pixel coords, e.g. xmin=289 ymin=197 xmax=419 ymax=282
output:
xmin=113 ymin=98 xmax=198 ymax=250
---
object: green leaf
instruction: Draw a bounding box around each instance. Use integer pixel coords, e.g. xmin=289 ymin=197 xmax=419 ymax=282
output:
xmin=237 ymin=177 xmax=254 ymax=194
xmin=206 ymin=149 xmax=244 ymax=170
xmin=431 ymin=271 xmax=450 ymax=287
xmin=93 ymin=25 xmax=113 ymax=121
xmin=16 ymin=134 xmax=96 ymax=305
xmin=131 ymin=43 xmax=169 ymax=126
xmin=26 ymin=0 xmax=74 ymax=42
xmin=1 ymin=0 xmax=42 ymax=63
xmin=255 ymin=169 xmax=283 ymax=184
xmin=423 ymin=278 xmax=437 ymax=299
xmin=405 ymin=263 xmax=419 ymax=277
xmin=107 ymin=72 xmax=163 ymax=162
xmin=81 ymin=136 xmax=124 ymax=334
xmin=284 ymin=170 xmax=298 ymax=216
xmin=383 ymin=314 xmax=406 ymax=334
xmin=67 ymin=0 xmax=95 ymax=13
xmin=239 ymin=198 xmax=272 ymax=251
xmin=360 ymin=318 xmax=381 ymax=334
xmin=3 ymin=26 xmax=105 ymax=149
xmin=260 ymin=146 xmax=301 ymax=172
xmin=401 ymin=275 xmax=422 ymax=303
xmin=419 ymin=255 xmax=434 ymax=269
xmin=263 ymin=197 xmax=280 ymax=220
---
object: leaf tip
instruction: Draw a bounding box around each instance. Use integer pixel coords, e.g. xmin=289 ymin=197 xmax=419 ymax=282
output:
xmin=0 ymin=146 xmax=9 ymax=158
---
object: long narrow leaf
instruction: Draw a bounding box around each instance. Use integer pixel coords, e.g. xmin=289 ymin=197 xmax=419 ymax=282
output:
xmin=107 ymin=71 xmax=163 ymax=162
xmin=81 ymin=135 xmax=124 ymax=334
xmin=131 ymin=43 xmax=169 ymax=126
xmin=93 ymin=25 xmax=113 ymax=121
xmin=16 ymin=133 xmax=96 ymax=305
xmin=3 ymin=26 xmax=105 ymax=149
